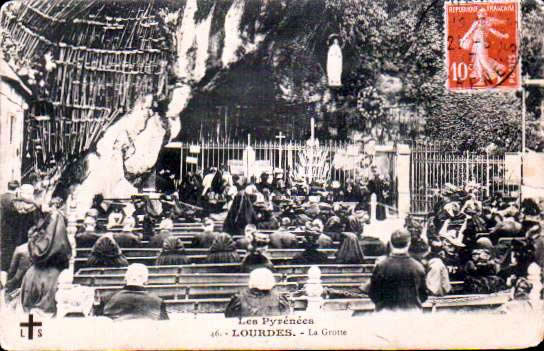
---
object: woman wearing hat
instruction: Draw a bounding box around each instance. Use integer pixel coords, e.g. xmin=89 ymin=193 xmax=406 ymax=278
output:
xmin=499 ymin=239 xmax=535 ymax=287
xmin=86 ymin=234 xmax=129 ymax=268
xmin=206 ymin=233 xmax=241 ymax=264
xmin=335 ymin=233 xmax=365 ymax=264
xmin=113 ymin=218 xmax=143 ymax=248
xmin=424 ymin=240 xmax=452 ymax=297
xmin=291 ymin=229 xmax=330 ymax=265
xmin=192 ymin=218 xmax=218 ymax=248
xmin=324 ymin=215 xmax=345 ymax=234
xmin=327 ymin=180 xmax=343 ymax=202
xmin=106 ymin=203 xmax=126 ymax=230
xmin=149 ymin=229 xmax=173 ymax=249
xmin=438 ymin=227 xmax=466 ymax=282
xmin=463 ymin=237 xmax=505 ymax=294
xmin=240 ymin=228 xmax=274 ymax=273
xmin=312 ymin=219 xmax=334 ymax=249
xmin=255 ymin=199 xmax=279 ymax=231
xmin=156 ymin=237 xmax=190 ymax=266
xmin=20 ymin=209 xmax=71 ymax=314
xmin=223 ymin=186 xmax=258 ymax=236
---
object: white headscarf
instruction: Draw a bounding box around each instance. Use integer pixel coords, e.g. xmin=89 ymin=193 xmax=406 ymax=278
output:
xmin=125 ymin=263 xmax=149 ymax=287
xmin=248 ymin=268 xmax=276 ymax=291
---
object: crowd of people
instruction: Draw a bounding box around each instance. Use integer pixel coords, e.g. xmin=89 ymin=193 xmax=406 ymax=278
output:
xmin=1 ymin=167 xmax=543 ymax=319
xmin=0 ymin=180 xmax=71 ymax=314
xmin=159 ymin=164 xmax=393 ymax=219
xmin=70 ymin=166 xmax=392 ymax=273
xmin=420 ymin=182 xmax=544 ymax=295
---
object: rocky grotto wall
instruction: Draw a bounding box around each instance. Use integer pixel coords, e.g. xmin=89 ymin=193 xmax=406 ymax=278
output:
xmin=69 ymin=96 xmax=165 ymax=216
xmin=68 ymin=0 xmax=265 ymax=214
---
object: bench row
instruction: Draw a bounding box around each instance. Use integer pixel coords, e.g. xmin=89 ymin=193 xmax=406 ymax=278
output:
xmin=92 ymin=281 xmax=465 ymax=300
xmin=76 ymin=263 xmax=375 ymax=276
xmin=75 ymin=249 xmax=378 ymax=269
xmin=75 ymin=272 xmax=372 ymax=286
xmin=162 ymin=293 xmax=509 ymax=314
xmin=75 ymin=271 xmax=465 ymax=295
xmin=95 ymin=282 xmax=299 ymax=300
xmin=76 ymin=248 xmax=354 ymax=259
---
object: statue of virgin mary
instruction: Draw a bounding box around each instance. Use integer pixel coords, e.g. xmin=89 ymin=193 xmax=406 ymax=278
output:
xmin=327 ymin=34 xmax=343 ymax=87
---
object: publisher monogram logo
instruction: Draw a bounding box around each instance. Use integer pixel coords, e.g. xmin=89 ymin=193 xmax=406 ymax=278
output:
xmin=19 ymin=314 xmax=43 ymax=340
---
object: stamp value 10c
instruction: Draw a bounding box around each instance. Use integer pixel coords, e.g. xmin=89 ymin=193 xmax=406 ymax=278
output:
xmin=445 ymin=0 xmax=521 ymax=91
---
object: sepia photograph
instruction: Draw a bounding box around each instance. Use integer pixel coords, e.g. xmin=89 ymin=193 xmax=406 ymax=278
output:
xmin=0 ymin=0 xmax=543 ymax=349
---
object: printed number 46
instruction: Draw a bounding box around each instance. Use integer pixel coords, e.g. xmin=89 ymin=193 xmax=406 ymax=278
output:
xmin=451 ymin=62 xmax=468 ymax=81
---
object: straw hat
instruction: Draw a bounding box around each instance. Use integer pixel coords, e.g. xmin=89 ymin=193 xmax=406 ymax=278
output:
xmin=440 ymin=230 xmax=465 ymax=247
xmin=19 ymin=184 xmax=35 ymax=201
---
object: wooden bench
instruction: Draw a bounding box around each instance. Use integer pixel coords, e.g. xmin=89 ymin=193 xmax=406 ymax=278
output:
xmin=75 ymin=266 xmax=466 ymax=296
xmin=76 ymin=263 xmax=375 ymax=277
xmin=77 ymin=263 xmax=242 ymax=276
xmin=162 ymin=292 xmax=510 ymax=314
xmin=77 ymin=255 xmax=305 ymax=267
xmin=75 ymin=273 xmax=179 ymax=285
xmin=75 ymin=248 xmax=344 ymax=259
xmin=77 ymin=273 xmax=287 ymax=286
xmin=75 ymin=256 xmax=345 ymax=270
xmin=75 ymin=270 xmax=374 ymax=287
xmin=277 ymin=264 xmax=374 ymax=274
xmin=75 ymin=255 xmax=206 ymax=267
xmin=286 ymin=273 xmax=371 ymax=284
xmin=94 ymin=282 xmax=299 ymax=300
xmin=93 ymin=282 xmax=369 ymax=301
xmin=74 ymin=249 xmax=376 ymax=270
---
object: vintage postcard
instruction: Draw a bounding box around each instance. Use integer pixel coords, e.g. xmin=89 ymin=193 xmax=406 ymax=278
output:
xmin=0 ymin=0 xmax=543 ymax=349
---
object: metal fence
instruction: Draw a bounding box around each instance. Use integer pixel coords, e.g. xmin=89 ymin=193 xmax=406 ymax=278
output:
xmin=170 ymin=140 xmax=366 ymax=184
xmin=410 ymin=142 xmax=519 ymax=214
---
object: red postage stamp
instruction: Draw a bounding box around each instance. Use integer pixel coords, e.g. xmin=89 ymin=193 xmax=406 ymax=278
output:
xmin=445 ymin=0 xmax=521 ymax=91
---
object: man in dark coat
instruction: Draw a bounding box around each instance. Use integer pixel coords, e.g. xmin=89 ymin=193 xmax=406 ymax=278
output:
xmin=368 ymin=229 xmax=428 ymax=312
xmin=90 ymin=194 xmax=109 ymax=218
xmin=0 ymin=180 xmax=19 ymax=271
xmin=269 ymin=219 xmax=298 ymax=249
xmin=3 ymin=184 xmax=41 ymax=272
xmin=101 ymin=264 xmax=169 ymax=320
xmin=75 ymin=216 xmax=101 ymax=248
xmin=366 ymin=166 xmax=388 ymax=221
